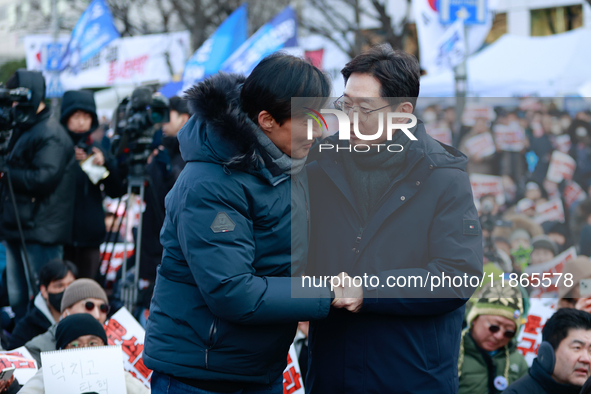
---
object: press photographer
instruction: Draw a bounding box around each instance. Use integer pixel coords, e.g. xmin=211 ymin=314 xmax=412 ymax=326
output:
xmin=0 ymin=70 xmax=76 ymax=321
xmin=60 ymin=90 xmax=126 ymax=279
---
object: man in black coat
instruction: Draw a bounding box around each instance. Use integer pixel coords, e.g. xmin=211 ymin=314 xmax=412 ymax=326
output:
xmin=304 ymin=45 xmax=483 ymax=393
xmin=60 ymin=90 xmax=125 ymax=279
xmin=505 ymin=308 xmax=591 ymax=394
xmin=0 ymin=70 xmax=76 ymax=320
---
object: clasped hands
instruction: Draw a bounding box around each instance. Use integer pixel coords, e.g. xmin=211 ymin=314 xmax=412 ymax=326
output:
xmin=330 ymin=272 xmax=363 ymax=313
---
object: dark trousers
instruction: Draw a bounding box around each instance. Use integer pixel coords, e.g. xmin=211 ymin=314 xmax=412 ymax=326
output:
xmin=64 ymin=245 xmax=101 ymax=280
xmin=3 ymin=241 xmax=63 ymax=320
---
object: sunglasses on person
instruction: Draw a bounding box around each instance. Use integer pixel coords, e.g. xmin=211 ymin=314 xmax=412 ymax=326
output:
xmin=488 ymin=323 xmax=516 ymax=338
xmin=85 ymin=301 xmax=110 ymax=314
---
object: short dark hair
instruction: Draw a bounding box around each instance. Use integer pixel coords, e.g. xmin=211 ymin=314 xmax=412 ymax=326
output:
xmin=38 ymin=259 xmax=78 ymax=289
xmin=240 ymin=52 xmax=331 ymax=126
xmin=169 ymin=96 xmax=190 ymax=115
xmin=341 ymin=44 xmax=420 ymax=109
xmin=543 ymin=308 xmax=591 ymax=350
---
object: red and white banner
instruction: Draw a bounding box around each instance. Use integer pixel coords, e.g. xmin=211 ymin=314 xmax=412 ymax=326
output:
xmin=464 ymin=133 xmax=496 ymax=159
xmin=0 ymin=347 xmax=38 ymax=385
xmin=525 ymin=246 xmax=577 ymax=298
xmin=555 ymin=134 xmax=572 ymax=154
xmin=283 ymin=345 xmax=304 ymax=394
xmin=462 ymin=104 xmax=495 ymax=127
xmin=104 ymin=308 xmax=151 ymax=388
xmin=100 ymin=243 xmax=135 ymax=283
xmin=425 ymin=123 xmax=453 ymax=146
xmin=24 ymin=32 xmax=190 ymax=90
xmin=564 ymin=181 xmax=587 ymax=209
xmin=517 ymin=298 xmax=557 ymax=366
xmin=546 ymin=150 xmax=576 ymax=183
xmin=470 ymin=173 xmax=505 ymax=205
xmin=494 ymin=123 xmax=525 ymax=152
xmin=534 ymin=199 xmax=565 ymax=224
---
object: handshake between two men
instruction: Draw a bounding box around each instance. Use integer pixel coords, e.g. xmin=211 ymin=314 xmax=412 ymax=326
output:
xmin=330 ymin=272 xmax=364 ymax=313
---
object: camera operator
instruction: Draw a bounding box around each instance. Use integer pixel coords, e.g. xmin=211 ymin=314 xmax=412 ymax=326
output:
xmin=60 ymin=90 xmax=125 ymax=279
xmin=0 ymin=70 xmax=76 ymax=321
xmin=139 ymin=96 xmax=188 ymax=285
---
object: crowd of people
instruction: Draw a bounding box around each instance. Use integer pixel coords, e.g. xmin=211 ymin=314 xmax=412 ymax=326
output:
xmin=0 ymin=45 xmax=590 ymax=394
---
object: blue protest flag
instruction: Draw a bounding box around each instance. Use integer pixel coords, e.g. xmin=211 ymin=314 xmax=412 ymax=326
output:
xmin=182 ymin=3 xmax=248 ymax=91
xmin=221 ymin=6 xmax=297 ymax=75
xmin=61 ymin=0 xmax=120 ymax=72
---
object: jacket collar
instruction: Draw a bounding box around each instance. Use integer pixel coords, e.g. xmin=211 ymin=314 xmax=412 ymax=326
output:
xmin=530 ymin=358 xmax=581 ymax=394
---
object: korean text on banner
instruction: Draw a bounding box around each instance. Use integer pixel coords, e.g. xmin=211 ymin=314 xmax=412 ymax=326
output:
xmin=525 ymin=246 xmax=577 ymax=298
xmin=494 ymin=123 xmax=525 ymax=152
xmin=534 ymin=199 xmax=565 ymax=224
xmin=564 ymin=181 xmax=587 ymax=209
xmin=464 ymin=132 xmax=496 ymax=159
xmin=0 ymin=347 xmax=38 ymax=385
xmin=517 ymin=298 xmax=557 ymax=366
xmin=104 ymin=307 xmax=152 ymax=387
xmin=283 ymin=344 xmax=304 ymax=394
xmin=221 ymin=6 xmax=298 ymax=75
xmin=470 ymin=173 xmax=504 ymax=205
xmin=41 ymin=346 xmax=126 ymax=394
xmin=426 ymin=124 xmax=453 ymax=146
xmin=60 ymin=0 xmax=120 ymax=72
xmin=546 ymin=150 xmax=576 ymax=183
xmin=182 ymin=4 xmax=248 ymax=92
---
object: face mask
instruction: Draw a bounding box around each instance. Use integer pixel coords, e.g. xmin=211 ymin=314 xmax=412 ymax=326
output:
xmin=47 ymin=291 xmax=64 ymax=312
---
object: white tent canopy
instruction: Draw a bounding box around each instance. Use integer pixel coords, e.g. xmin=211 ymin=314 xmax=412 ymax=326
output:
xmin=420 ymin=28 xmax=591 ymax=97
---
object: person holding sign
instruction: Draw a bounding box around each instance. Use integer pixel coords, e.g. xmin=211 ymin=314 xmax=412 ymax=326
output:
xmin=458 ymin=284 xmax=528 ymax=394
xmin=18 ymin=313 xmax=147 ymax=394
xmin=60 ymin=90 xmax=126 ymax=279
xmin=459 ymin=118 xmax=497 ymax=175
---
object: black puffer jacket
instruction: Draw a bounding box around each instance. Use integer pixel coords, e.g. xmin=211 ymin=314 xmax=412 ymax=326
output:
xmin=60 ymin=90 xmax=126 ymax=247
xmin=0 ymin=71 xmax=76 ymax=245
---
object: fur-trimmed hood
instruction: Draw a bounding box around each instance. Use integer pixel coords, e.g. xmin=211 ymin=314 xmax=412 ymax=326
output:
xmin=179 ymin=73 xmax=260 ymax=170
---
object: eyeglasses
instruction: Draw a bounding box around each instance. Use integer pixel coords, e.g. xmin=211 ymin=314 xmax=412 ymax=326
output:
xmin=85 ymin=301 xmax=110 ymax=314
xmin=333 ymin=96 xmax=391 ymax=122
xmin=488 ymin=323 xmax=516 ymax=339
xmin=68 ymin=339 xmax=104 ymax=348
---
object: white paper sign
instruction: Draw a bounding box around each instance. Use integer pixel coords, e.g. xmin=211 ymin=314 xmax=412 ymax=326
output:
xmin=283 ymin=344 xmax=304 ymax=394
xmin=546 ymin=150 xmax=576 ymax=183
xmin=534 ymin=199 xmax=565 ymax=224
xmin=464 ymin=133 xmax=496 ymax=158
xmin=470 ymin=173 xmax=505 ymax=205
xmin=461 ymin=104 xmax=495 ymax=127
xmin=555 ymin=134 xmax=572 ymax=154
xmin=517 ymin=298 xmax=557 ymax=366
xmin=494 ymin=123 xmax=525 ymax=152
xmin=80 ymin=155 xmax=109 ymax=184
xmin=564 ymin=181 xmax=587 ymax=209
xmin=525 ymin=246 xmax=577 ymax=298
xmin=104 ymin=308 xmax=151 ymax=388
xmin=41 ymin=346 xmax=126 ymax=394
xmin=0 ymin=347 xmax=38 ymax=385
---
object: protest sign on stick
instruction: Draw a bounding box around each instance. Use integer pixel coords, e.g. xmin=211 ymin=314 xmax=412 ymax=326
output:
xmin=494 ymin=123 xmax=525 ymax=152
xmin=470 ymin=174 xmax=505 ymax=205
xmin=547 ymin=151 xmax=576 ymax=183
xmin=534 ymin=199 xmax=565 ymax=224
xmin=0 ymin=347 xmax=38 ymax=385
xmin=464 ymin=133 xmax=496 ymax=159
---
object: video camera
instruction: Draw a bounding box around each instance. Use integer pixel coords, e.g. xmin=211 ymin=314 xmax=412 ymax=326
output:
xmin=0 ymin=85 xmax=32 ymax=156
xmin=112 ymin=87 xmax=170 ymax=178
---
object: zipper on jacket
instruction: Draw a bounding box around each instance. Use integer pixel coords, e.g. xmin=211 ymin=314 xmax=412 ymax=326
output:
xmin=205 ymin=317 xmax=219 ymax=369
xmin=356 ymin=227 xmax=364 ymax=243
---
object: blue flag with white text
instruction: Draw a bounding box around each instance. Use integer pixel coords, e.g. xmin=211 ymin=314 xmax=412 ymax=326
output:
xmin=221 ymin=6 xmax=297 ymax=75
xmin=61 ymin=0 xmax=120 ymax=72
xmin=182 ymin=4 xmax=248 ymax=92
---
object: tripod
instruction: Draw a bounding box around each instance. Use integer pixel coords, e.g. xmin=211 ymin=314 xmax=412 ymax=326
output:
xmin=120 ymin=175 xmax=146 ymax=312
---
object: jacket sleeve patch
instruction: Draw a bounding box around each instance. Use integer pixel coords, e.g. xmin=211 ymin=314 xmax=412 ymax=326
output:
xmin=463 ymin=219 xmax=480 ymax=236
xmin=211 ymin=212 xmax=236 ymax=233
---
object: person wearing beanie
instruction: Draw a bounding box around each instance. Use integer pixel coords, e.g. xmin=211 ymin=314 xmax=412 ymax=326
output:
xmin=530 ymin=235 xmax=559 ymax=265
xmin=18 ymin=314 xmax=149 ymax=394
xmin=541 ymin=220 xmax=570 ymax=254
xmin=60 ymin=90 xmax=125 ymax=279
xmin=0 ymin=69 xmax=76 ymax=321
xmin=23 ymin=279 xmax=110 ymax=365
xmin=458 ymin=284 xmax=528 ymax=394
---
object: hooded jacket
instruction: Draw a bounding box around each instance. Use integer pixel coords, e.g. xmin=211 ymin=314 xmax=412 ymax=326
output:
xmin=0 ymin=70 xmax=75 ymax=245
xmin=504 ymin=357 xmax=581 ymax=394
xmin=60 ymin=90 xmax=125 ymax=247
xmin=305 ymin=125 xmax=483 ymax=393
xmin=143 ymin=74 xmax=330 ymax=385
